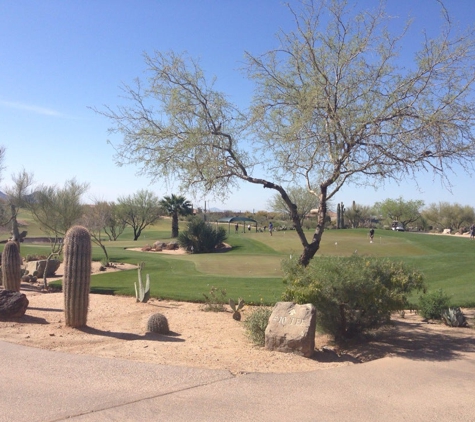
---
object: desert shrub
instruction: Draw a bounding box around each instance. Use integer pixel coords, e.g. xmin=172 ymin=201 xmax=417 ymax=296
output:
xmin=282 ymin=255 xmax=425 ymax=340
xmin=178 ymin=217 xmax=227 ymax=253
xmin=244 ymin=306 xmax=272 ymax=346
xmin=418 ymin=289 xmax=451 ymax=320
xmin=202 ymin=286 xmax=227 ymax=312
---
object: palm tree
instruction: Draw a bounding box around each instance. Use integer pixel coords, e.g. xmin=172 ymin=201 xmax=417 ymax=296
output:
xmin=159 ymin=194 xmax=193 ymax=238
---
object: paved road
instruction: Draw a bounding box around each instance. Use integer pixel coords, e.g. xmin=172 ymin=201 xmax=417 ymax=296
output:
xmin=2 ymin=340 xmax=475 ymax=421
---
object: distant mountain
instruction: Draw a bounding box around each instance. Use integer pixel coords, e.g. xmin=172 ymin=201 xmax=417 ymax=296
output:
xmin=0 ymin=190 xmax=37 ymax=202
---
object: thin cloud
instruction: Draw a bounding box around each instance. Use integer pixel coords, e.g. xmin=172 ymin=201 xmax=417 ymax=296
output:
xmin=0 ymin=100 xmax=64 ymax=117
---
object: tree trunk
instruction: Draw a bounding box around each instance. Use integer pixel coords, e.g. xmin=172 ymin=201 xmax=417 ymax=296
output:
xmin=298 ymin=188 xmax=328 ymax=267
xmin=171 ymin=212 xmax=179 ymax=238
xmin=100 ymin=243 xmax=109 ymax=264
xmin=10 ymin=204 xmax=21 ymax=250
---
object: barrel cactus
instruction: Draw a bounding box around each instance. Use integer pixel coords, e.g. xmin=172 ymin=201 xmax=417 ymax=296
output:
xmin=146 ymin=313 xmax=169 ymax=334
xmin=63 ymin=226 xmax=92 ymax=328
xmin=2 ymin=241 xmax=22 ymax=291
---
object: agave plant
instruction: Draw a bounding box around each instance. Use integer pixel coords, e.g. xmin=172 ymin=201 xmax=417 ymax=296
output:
xmin=441 ymin=307 xmax=468 ymax=327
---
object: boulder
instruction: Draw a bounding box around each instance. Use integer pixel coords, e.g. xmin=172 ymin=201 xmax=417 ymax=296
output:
xmin=0 ymin=290 xmax=29 ymax=318
xmin=166 ymin=242 xmax=179 ymax=250
xmin=25 ymin=259 xmax=61 ymax=277
xmin=153 ymin=241 xmax=166 ymax=250
xmin=265 ymin=302 xmax=317 ymax=358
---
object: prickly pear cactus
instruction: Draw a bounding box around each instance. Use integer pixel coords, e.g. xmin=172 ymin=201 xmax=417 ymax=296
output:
xmin=146 ymin=313 xmax=169 ymax=334
xmin=229 ymin=298 xmax=245 ymax=321
xmin=2 ymin=241 xmax=22 ymax=292
xmin=63 ymin=226 xmax=92 ymax=328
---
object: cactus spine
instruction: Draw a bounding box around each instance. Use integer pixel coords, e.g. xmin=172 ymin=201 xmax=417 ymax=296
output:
xmin=63 ymin=226 xmax=91 ymax=328
xmin=1 ymin=241 xmax=22 ymax=291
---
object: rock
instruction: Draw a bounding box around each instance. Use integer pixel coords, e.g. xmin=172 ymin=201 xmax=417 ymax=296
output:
xmin=153 ymin=241 xmax=166 ymax=250
xmin=26 ymin=259 xmax=61 ymax=277
xmin=0 ymin=290 xmax=29 ymax=318
xmin=265 ymin=302 xmax=317 ymax=358
xmin=443 ymin=228 xmax=451 ymax=234
xmin=166 ymin=242 xmax=179 ymax=250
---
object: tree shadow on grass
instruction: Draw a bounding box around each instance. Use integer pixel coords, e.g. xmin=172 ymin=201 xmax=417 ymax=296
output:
xmin=77 ymin=326 xmax=185 ymax=343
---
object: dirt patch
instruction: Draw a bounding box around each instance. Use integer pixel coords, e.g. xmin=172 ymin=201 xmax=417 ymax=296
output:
xmin=1 ymin=287 xmax=474 ymax=374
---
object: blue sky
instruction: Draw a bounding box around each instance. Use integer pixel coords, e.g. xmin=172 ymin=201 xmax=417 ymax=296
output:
xmin=1 ymin=0 xmax=475 ymax=212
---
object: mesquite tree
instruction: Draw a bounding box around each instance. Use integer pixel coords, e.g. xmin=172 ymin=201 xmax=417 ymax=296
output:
xmin=97 ymin=1 xmax=475 ymax=266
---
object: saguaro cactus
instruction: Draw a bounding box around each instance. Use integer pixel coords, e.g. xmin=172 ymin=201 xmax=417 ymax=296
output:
xmin=63 ymin=225 xmax=92 ymax=328
xmin=2 ymin=241 xmax=22 ymax=291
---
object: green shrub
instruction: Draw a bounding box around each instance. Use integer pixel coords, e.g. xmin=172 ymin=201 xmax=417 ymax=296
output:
xmin=178 ymin=217 xmax=227 ymax=253
xmin=418 ymin=289 xmax=451 ymax=320
xmin=282 ymin=255 xmax=425 ymax=340
xmin=244 ymin=306 xmax=272 ymax=346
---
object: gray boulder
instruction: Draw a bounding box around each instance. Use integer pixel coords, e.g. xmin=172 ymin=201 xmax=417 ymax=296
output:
xmin=25 ymin=259 xmax=61 ymax=277
xmin=0 ymin=290 xmax=29 ymax=318
xmin=265 ymin=302 xmax=317 ymax=358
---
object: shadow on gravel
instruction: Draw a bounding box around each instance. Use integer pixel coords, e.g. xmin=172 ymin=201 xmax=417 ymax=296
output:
xmin=336 ymin=314 xmax=475 ymax=363
xmin=78 ymin=326 xmax=185 ymax=343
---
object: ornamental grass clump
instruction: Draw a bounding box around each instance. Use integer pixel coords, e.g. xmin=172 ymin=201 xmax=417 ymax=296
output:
xmin=282 ymin=255 xmax=425 ymax=340
xmin=178 ymin=217 xmax=227 ymax=253
xmin=63 ymin=226 xmax=92 ymax=328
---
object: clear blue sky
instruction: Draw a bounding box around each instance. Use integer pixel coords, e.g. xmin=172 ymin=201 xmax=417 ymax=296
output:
xmin=1 ymin=0 xmax=475 ymax=212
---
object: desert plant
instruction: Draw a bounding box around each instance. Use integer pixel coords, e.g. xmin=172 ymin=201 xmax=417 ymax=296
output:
xmin=441 ymin=307 xmax=468 ymax=327
xmin=229 ymin=298 xmax=245 ymax=321
xmin=178 ymin=217 xmax=227 ymax=253
xmin=418 ymin=289 xmax=451 ymax=320
xmin=63 ymin=225 xmax=92 ymax=328
xmin=147 ymin=313 xmax=169 ymax=334
xmin=202 ymin=286 xmax=227 ymax=312
xmin=243 ymin=306 xmax=272 ymax=346
xmin=282 ymin=255 xmax=425 ymax=340
xmin=2 ymin=241 xmax=22 ymax=291
xmin=135 ymin=261 xmax=150 ymax=303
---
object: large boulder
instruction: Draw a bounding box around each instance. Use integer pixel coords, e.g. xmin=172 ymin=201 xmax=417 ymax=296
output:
xmin=166 ymin=242 xmax=179 ymax=250
xmin=0 ymin=290 xmax=29 ymax=318
xmin=25 ymin=259 xmax=61 ymax=277
xmin=265 ymin=302 xmax=317 ymax=358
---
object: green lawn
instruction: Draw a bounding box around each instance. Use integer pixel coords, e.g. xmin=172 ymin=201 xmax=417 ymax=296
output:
xmin=5 ymin=217 xmax=475 ymax=307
